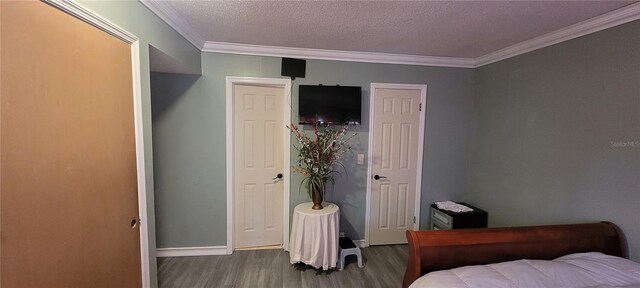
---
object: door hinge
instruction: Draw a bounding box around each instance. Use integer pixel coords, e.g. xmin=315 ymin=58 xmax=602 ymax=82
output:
xmin=419 ymin=103 xmax=422 ymax=112
xmin=413 ymin=216 xmax=416 ymax=223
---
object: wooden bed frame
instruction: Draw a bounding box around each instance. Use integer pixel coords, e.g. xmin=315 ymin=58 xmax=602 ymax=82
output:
xmin=403 ymin=222 xmax=627 ymax=288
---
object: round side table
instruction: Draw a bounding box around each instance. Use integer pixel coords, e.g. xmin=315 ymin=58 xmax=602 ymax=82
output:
xmin=289 ymin=202 xmax=340 ymax=270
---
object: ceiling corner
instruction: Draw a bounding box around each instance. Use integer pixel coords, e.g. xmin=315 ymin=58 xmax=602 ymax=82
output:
xmin=140 ymin=0 xmax=205 ymax=50
xmin=475 ymin=2 xmax=640 ymax=67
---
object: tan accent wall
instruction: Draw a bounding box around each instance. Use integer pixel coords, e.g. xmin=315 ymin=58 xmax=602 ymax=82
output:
xmin=1 ymin=2 xmax=140 ymax=287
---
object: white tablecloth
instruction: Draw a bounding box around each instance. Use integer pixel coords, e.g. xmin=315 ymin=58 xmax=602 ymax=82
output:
xmin=289 ymin=202 xmax=340 ymax=270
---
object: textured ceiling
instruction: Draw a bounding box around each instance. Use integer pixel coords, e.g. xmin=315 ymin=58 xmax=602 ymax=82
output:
xmin=162 ymin=0 xmax=636 ymax=58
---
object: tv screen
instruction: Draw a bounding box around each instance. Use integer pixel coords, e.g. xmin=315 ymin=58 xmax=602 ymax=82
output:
xmin=298 ymin=85 xmax=361 ymax=125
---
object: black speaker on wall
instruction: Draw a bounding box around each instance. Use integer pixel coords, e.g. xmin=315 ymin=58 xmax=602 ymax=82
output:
xmin=281 ymin=58 xmax=306 ymax=80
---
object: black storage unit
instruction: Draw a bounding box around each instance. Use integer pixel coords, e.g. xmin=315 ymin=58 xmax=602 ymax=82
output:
xmin=430 ymin=202 xmax=488 ymax=230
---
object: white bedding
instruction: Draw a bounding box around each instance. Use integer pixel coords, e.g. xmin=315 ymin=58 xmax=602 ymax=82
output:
xmin=410 ymin=252 xmax=640 ymax=288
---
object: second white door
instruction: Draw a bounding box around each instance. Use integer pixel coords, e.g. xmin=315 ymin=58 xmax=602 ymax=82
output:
xmin=369 ymin=84 xmax=426 ymax=245
xmin=233 ymin=83 xmax=285 ymax=249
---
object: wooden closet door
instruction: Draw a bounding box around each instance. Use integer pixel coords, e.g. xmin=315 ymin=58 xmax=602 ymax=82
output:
xmin=1 ymin=2 xmax=141 ymax=287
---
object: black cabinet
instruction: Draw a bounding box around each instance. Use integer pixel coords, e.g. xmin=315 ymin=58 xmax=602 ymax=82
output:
xmin=430 ymin=202 xmax=488 ymax=230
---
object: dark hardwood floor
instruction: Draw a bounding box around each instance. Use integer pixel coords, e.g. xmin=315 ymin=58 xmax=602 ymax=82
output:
xmin=158 ymin=245 xmax=408 ymax=288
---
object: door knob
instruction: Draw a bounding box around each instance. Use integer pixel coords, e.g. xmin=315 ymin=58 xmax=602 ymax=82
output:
xmin=373 ymin=175 xmax=387 ymax=180
xmin=272 ymin=173 xmax=283 ymax=180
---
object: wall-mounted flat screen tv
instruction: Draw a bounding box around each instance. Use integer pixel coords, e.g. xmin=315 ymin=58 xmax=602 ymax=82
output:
xmin=298 ymin=85 xmax=361 ymax=125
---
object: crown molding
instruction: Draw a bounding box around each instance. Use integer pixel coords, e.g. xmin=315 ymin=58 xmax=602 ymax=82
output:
xmin=476 ymin=2 xmax=640 ymax=67
xmin=143 ymin=1 xmax=640 ymax=68
xmin=43 ymin=0 xmax=137 ymax=43
xmin=203 ymin=42 xmax=476 ymax=68
xmin=140 ymin=0 xmax=205 ymax=49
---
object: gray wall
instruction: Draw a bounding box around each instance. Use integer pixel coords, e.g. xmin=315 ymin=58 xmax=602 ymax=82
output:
xmin=151 ymin=54 xmax=475 ymax=247
xmin=76 ymin=2 xmax=202 ymax=286
xmin=471 ymin=20 xmax=640 ymax=260
xmin=51 ymin=0 xmax=640 ymax=283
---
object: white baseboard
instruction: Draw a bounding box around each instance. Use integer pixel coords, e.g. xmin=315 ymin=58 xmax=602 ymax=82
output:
xmin=156 ymin=246 xmax=228 ymax=257
xmin=353 ymin=239 xmax=366 ymax=248
xmin=157 ymin=241 xmax=365 ymax=257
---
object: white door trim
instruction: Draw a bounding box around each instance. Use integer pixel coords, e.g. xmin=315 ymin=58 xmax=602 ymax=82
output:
xmin=365 ymin=83 xmax=427 ymax=247
xmin=40 ymin=1 xmax=150 ymax=287
xmin=225 ymin=77 xmax=292 ymax=254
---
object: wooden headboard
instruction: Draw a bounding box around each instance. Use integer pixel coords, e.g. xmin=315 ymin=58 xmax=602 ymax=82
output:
xmin=403 ymin=222 xmax=627 ymax=288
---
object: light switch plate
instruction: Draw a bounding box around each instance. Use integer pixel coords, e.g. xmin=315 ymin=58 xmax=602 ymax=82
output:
xmin=357 ymin=154 xmax=365 ymax=165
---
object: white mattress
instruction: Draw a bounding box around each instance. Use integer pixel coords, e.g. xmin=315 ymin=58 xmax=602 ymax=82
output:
xmin=410 ymin=252 xmax=640 ymax=288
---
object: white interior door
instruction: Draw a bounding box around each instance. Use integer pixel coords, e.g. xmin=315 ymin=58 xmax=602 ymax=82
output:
xmin=233 ymin=83 xmax=285 ymax=249
xmin=369 ymin=84 xmax=425 ymax=245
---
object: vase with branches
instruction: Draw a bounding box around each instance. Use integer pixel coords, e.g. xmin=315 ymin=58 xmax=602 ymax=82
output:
xmin=288 ymin=119 xmax=355 ymax=209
